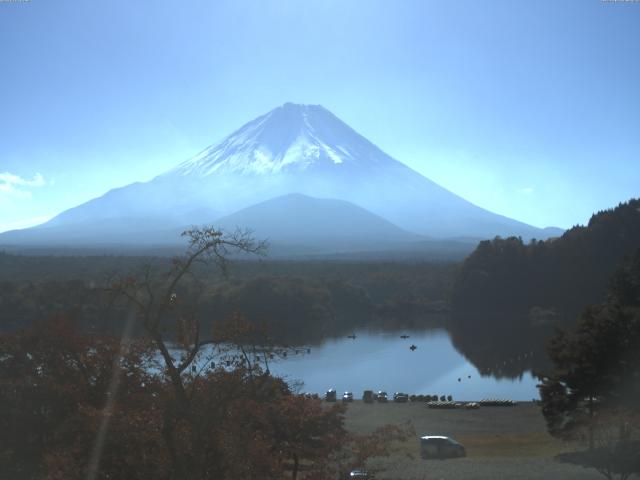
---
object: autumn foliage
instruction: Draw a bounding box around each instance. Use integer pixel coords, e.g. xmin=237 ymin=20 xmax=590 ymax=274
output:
xmin=1 ymin=228 xmax=413 ymax=479
xmin=0 ymin=315 xmax=416 ymax=480
xmin=0 ymin=316 xmax=165 ymax=479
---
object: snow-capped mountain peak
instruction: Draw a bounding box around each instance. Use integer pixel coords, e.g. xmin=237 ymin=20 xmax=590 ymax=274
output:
xmin=169 ymin=103 xmax=391 ymax=177
xmin=14 ymin=102 xmax=562 ymax=244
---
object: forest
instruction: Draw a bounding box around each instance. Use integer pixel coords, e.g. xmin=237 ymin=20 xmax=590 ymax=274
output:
xmin=0 ymin=252 xmax=454 ymax=344
xmin=2 ymin=201 xmax=640 ymax=478
xmin=539 ymin=248 xmax=640 ymax=479
xmin=1 ymin=228 xmax=417 ymax=480
xmin=449 ymin=198 xmax=640 ymax=376
xmin=3 ymin=199 xmax=639 ymax=375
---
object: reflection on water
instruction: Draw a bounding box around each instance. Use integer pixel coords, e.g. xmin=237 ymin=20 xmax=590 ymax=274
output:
xmin=177 ymin=329 xmax=539 ymax=401
xmin=269 ymin=329 xmax=539 ymax=401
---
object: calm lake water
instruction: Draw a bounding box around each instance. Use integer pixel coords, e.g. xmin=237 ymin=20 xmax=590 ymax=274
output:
xmin=176 ymin=329 xmax=539 ymax=401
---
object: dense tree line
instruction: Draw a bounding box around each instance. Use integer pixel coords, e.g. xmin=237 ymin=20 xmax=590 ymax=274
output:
xmin=449 ymin=199 xmax=640 ymax=376
xmin=538 ymin=249 xmax=640 ymax=479
xmin=0 ymin=227 xmax=414 ymax=479
xmin=0 ymin=252 xmax=455 ymax=306
xmin=202 ymin=277 xmax=363 ymax=344
xmin=0 ymin=255 xmax=455 ymax=343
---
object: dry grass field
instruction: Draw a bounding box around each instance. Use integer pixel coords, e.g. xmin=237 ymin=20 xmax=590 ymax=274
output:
xmin=342 ymin=401 xmax=605 ymax=479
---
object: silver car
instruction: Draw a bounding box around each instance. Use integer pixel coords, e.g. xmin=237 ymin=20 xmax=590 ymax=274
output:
xmin=348 ymin=469 xmax=372 ymax=478
xmin=376 ymin=390 xmax=388 ymax=402
xmin=420 ymin=435 xmax=466 ymax=459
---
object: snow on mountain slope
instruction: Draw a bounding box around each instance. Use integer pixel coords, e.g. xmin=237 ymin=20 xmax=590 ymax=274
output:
xmin=169 ymin=103 xmax=392 ymax=176
xmin=1 ymin=103 xmax=562 ymax=247
xmin=157 ymin=103 xmax=551 ymax=239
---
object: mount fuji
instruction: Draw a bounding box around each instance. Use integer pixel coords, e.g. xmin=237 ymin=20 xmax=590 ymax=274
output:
xmin=0 ymin=103 xmax=562 ymax=254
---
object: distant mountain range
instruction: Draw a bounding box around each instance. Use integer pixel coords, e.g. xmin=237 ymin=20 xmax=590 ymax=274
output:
xmin=0 ymin=103 xmax=563 ymax=257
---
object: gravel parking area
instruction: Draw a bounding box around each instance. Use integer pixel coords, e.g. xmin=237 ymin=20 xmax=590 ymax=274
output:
xmin=343 ymin=401 xmax=606 ymax=479
xmin=367 ymin=456 xmax=603 ymax=480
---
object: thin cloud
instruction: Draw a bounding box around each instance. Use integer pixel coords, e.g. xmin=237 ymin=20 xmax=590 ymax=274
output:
xmin=518 ymin=187 xmax=535 ymax=195
xmin=0 ymin=172 xmax=47 ymax=198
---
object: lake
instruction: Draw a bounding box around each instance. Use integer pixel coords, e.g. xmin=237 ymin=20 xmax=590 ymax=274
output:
xmin=179 ymin=328 xmax=540 ymax=401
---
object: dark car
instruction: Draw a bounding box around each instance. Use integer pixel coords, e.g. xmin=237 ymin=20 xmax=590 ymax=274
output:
xmin=393 ymin=392 xmax=409 ymax=403
xmin=342 ymin=391 xmax=354 ymax=402
xmin=363 ymin=390 xmax=374 ymax=403
xmin=420 ymin=436 xmax=466 ymax=459
xmin=325 ymin=389 xmax=337 ymax=402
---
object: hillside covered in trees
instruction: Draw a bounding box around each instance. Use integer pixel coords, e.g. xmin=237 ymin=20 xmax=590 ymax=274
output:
xmin=0 ymin=254 xmax=454 ymax=344
xmin=449 ymin=198 xmax=640 ymax=377
xmin=0 ymin=227 xmax=416 ymax=480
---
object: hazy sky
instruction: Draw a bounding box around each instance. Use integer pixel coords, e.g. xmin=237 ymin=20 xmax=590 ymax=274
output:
xmin=1 ymin=0 xmax=639 ymax=232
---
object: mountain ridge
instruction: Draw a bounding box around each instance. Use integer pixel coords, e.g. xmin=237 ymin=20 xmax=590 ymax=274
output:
xmin=1 ymin=103 xmax=563 ymax=251
xmin=213 ymin=193 xmax=419 ymax=245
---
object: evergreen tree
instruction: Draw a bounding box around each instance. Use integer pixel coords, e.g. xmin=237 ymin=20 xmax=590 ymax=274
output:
xmin=538 ymin=249 xmax=640 ymax=479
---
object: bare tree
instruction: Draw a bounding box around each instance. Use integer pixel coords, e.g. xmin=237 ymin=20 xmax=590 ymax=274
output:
xmin=107 ymin=226 xmax=267 ymax=478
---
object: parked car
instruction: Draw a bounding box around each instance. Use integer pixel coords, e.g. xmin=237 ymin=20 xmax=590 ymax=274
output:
xmin=325 ymin=389 xmax=337 ymax=402
xmin=342 ymin=391 xmax=354 ymax=403
xmin=420 ymin=436 xmax=466 ymax=459
xmin=479 ymin=398 xmax=516 ymax=406
xmin=393 ymin=392 xmax=409 ymax=403
xmin=348 ymin=469 xmax=372 ymax=478
xmin=426 ymin=401 xmax=460 ymax=409
xmin=376 ymin=391 xmax=388 ymax=402
xmin=363 ymin=390 xmax=374 ymax=403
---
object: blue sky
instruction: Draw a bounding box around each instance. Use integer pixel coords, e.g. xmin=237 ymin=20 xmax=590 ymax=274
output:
xmin=1 ymin=0 xmax=639 ymax=232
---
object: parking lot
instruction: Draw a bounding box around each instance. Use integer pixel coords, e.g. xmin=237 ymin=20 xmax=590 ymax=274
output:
xmin=343 ymin=401 xmax=604 ymax=479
